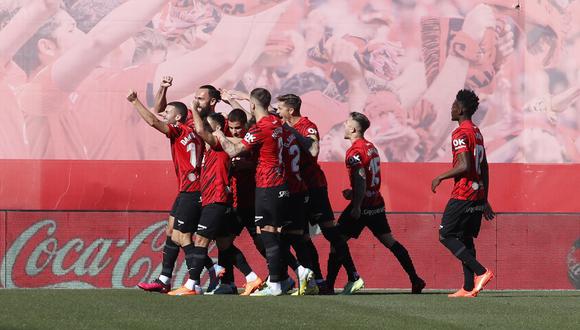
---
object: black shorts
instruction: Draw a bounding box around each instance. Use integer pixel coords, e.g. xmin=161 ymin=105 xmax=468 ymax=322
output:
xmin=284 ymin=192 xmax=308 ymax=231
xmin=231 ymin=207 xmax=257 ymax=237
xmin=196 ymin=203 xmax=235 ymax=239
xmin=171 ymin=191 xmax=202 ymax=234
xmin=337 ymin=203 xmax=391 ymax=239
xmin=440 ymin=199 xmax=485 ymax=239
xmin=306 ymin=187 xmax=335 ymax=225
xmin=255 ymin=184 xmax=290 ymax=228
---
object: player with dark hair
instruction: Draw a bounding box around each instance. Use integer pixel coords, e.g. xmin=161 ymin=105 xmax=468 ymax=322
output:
xmin=167 ymin=105 xmax=236 ymax=295
xmin=277 ymin=93 xmax=359 ymax=294
xmin=128 ymin=79 xmax=221 ymax=294
xmin=432 ymin=89 xmax=495 ymax=298
xmin=214 ymin=87 xmax=294 ymax=296
xmin=330 ymin=112 xmax=425 ymax=294
xmin=225 ymin=109 xmax=268 ymax=295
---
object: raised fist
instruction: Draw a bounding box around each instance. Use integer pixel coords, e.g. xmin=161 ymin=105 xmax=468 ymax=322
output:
xmin=126 ymin=90 xmax=138 ymax=103
xmin=161 ymin=76 xmax=173 ymax=88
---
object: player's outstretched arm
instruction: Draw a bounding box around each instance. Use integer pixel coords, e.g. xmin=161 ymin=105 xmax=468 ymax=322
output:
xmin=431 ymin=152 xmax=471 ymax=193
xmin=220 ymin=89 xmax=252 ymax=118
xmin=213 ymin=130 xmax=245 ymax=158
xmin=0 ymin=0 xmax=60 ymax=68
xmin=153 ymin=76 xmax=173 ymax=114
xmin=283 ymin=124 xmax=318 ymax=157
xmin=126 ymin=90 xmax=169 ymax=135
xmin=53 ymin=0 xmax=168 ymax=92
xmin=190 ymin=99 xmax=218 ymax=148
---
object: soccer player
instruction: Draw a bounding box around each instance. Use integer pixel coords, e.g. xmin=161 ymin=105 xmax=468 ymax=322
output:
xmin=331 ymin=112 xmax=425 ymax=294
xmin=169 ymin=105 xmax=237 ymax=296
xmin=431 ymin=90 xmax=495 ymax=298
xmin=127 ymin=84 xmax=219 ymax=294
xmin=276 ymin=94 xmax=359 ymax=294
xmin=214 ymin=88 xmax=293 ymax=296
xmin=226 ymin=109 xmax=267 ymax=295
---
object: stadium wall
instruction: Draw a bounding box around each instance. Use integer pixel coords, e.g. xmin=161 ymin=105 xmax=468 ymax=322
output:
xmin=0 ymin=160 xmax=579 ymax=290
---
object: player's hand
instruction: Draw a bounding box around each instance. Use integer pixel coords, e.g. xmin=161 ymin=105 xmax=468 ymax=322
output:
xmin=219 ymin=88 xmax=233 ymax=104
xmin=431 ymin=176 xmax=442 ymax=193
xmin=213 ymin=129 xmax=226 ymax=139
xmin=350 ymin=206 xmax=361 ymax=220
xmin=126 ymin=90 xmax=138 ymax=103
xmin=462 ymin=4 xmax=495 ymax=43
xmin=483 ymin=202 xmax=495 ymax=221
xmin=191 ymin=99 xmax=200 ymax=112
xmin=342 ymin=189 xmax=353 ymax=200
xmin=161 ymin=76 xmax=173 ymax=88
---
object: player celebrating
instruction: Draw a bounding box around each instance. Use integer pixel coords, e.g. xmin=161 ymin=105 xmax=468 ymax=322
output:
xmin=226 ymin=109 xmax=267 ymax=295
xmin=331 ymin=112 xmax=425 ymax=294
xmin=128 ymin=79 xmax=220 ymax=294
xmin=214 ymin=88 xmax=293 ymax=296
xmin=276 ymin=93 xmax=359 ymax=294
xmin=431 ymin=90 xmax=495 ymax=298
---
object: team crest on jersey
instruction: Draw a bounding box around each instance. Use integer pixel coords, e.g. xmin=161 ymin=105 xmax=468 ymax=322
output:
xmin=244 ymin=132 xmax=256 ymax=143
xmin=347 ymin=154 xmax=361 ymax=165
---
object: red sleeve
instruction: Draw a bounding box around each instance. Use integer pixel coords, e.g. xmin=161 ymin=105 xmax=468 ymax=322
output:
xmin=241 ymin=125 xmax=263 ymax=151
xmin=451 ymin=130 xmax=469 ymax=157
xmin=304 ymin=122 xmax=320 ymax=140
xmin=166 ymin=123 xmax=181 ymax=139
xmin=345 ymin=147 xmax=363 ymax=170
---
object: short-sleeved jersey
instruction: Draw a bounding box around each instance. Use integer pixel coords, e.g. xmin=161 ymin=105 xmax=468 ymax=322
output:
xmin=230 ymin=151 xmax=256 ymax=209
xmin=200 ymin=142 xmax=232 ymax=206
xmin=345 ymin=138 xmax=384 ymax=208
xmin=283 ymin=127 xmax=307 ymax=194
xmin=166 ymin=122 xmax=204 ymax=192
xmin=450 ymin=120 xmax=486 ymax=201
xmin=241 ymin=114 xmax=285 ymax=188
xmin=293 ymin=116 xmax=328 ymax=189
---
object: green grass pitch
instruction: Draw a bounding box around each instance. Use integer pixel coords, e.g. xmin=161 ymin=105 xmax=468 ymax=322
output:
xmin=0 ymin=290 xmax=578 ymax=329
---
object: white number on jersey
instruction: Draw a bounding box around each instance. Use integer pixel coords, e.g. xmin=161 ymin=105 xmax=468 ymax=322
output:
xmin=369 ymin=157 xmax=380 ymax=187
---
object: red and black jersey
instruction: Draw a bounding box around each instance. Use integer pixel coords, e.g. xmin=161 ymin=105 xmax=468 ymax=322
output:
xmin=345 ymin=138 xmax=384 ymax=208
xmin=230 ymin=151 xmax=257 ymax=209
xmin=166 ymin=122 xmax=204 ymax=192
xmin=450 ymin=120 xmax=486 ymax=201
xmin=293 ymin=116 xmax=328 ymax=189
xmin=241 ymin=114 xmax=286 ymax=188
xmin=283 ymin=127 xmax=307 ymax=194
xmin=200 ymin=142 xmax=232 ymax=206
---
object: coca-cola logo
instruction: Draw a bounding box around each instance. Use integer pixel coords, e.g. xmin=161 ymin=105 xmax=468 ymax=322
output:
xmin=1 ymin=217 xmax=217 ymax=288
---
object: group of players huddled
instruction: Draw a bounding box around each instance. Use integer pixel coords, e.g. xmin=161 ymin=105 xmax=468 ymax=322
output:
xmin=126 ymin=77 xmax=495 ymax=297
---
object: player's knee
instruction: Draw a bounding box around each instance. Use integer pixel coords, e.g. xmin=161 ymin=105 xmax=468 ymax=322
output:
xmin=194 ymin=234 xmax=210 ymax=247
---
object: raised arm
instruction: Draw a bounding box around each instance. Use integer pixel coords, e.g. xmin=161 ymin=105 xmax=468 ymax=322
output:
xmin=53 ymin=0 xmax=168 ymax=92
xmin=190 ymin=99 xmax=218 ymax=148
xmin=153 ymin=76 xmax=173 ymax=114
xmin=213 ymin=129 xmax=246 ymax=158
xmin=126 ymin=90 xmax=169 ymax=135
xmin=0 ymin=0 xmax=60 ymax=68
xmin=220 ymin=89 xmax=252 ymax=118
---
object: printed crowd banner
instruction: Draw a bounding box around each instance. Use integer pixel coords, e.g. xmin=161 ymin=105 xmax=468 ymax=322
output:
xmin=1 ymin=211 xmax=578 ymax=290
